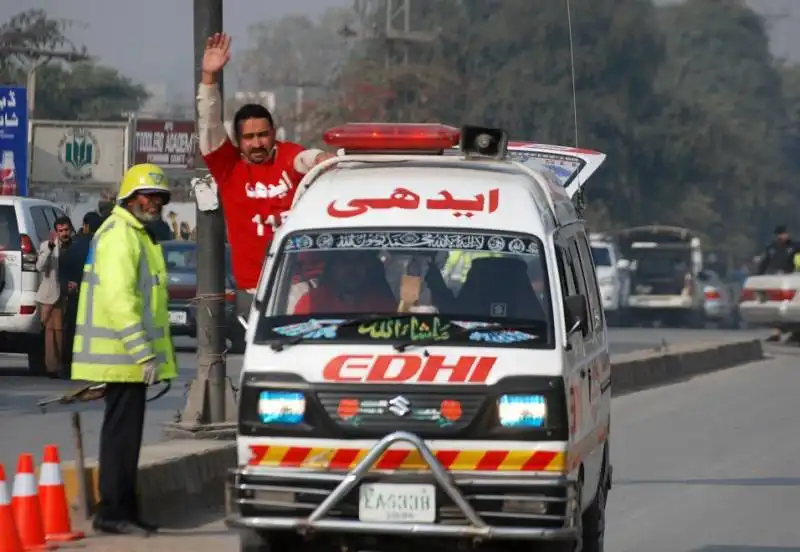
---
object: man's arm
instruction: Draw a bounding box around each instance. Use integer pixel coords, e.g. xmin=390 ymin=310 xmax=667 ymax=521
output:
xmin=756 ymin=246 xmax=771 ymax=275
xmin=35 ymin=241 xmax=54 ymax=273
xmin=93 ymin=227 xmax=155 ymax=365
xmin=197 ymin=76 xmax=230 ymax=157
xmin=197 ymin=33 xmax=239 ymax=181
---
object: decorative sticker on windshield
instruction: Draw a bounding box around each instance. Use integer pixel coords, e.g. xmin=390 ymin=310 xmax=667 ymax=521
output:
xmin=451 ymin=321 xmax=539 ymax=344
xmin=283 ymin=231 xmax=541 ymax=256
xmin=357 ymin=316 xmax=450 ymax=342
xmin=327 ymin=187 xmax=500 ymax=219
xmin=271 ymin=319 xmax=345 ymax=339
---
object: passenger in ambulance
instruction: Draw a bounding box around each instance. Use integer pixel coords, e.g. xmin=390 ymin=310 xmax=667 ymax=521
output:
xmin=454 ymin=257 xmax=547 ymax=320
xmin=293 ymin=251 xmax=397 ymax=314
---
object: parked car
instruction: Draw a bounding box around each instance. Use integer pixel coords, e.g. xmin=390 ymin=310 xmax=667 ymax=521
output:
xmin=162 ymin=240 xmax=246 ymax=353
xmin=589 ymin=233 xmax=631 ymax=325
xmin=699 ymin=269 xmax=740 ymax=328
xmin=0 ymin=197 xmax=71 ymax=374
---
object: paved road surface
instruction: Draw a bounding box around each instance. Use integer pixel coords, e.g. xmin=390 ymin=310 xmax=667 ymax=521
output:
xmin=0 ymin=329 xmax=768 ymax=472
xmin=73 ymin=344 xmax=800 ymax=550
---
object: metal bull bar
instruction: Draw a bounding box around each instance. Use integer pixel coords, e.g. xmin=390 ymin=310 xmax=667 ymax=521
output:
xmin=226 ymin=431 xmax=579 ymax=541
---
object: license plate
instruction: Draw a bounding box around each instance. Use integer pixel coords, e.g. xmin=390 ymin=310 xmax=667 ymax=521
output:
xmin=168 ymin=311 xmax=188 ymax=325
xmin=358 ymin=483 xmax=436 ymax=523
xmin=757 ymin=291 xmax=767 ymax=303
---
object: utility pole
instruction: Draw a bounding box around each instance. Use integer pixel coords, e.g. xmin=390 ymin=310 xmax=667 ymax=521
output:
xmin=166 ymin=0 xmax=236 ymax=438
xmin=350 ymin=0 xmax=437 ymax=120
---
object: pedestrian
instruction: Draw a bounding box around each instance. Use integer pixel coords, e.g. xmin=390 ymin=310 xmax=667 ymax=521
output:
xmin=59 ymin=211 xmax=103 ymax=377
xmin=71 ymin=163 xmax=177 ymax=535
xmin=35 ymin=215 xmax=73 ymax=378
xmin=197 ymin=32 xmax=335 ymax=334
xmin=757 ymin=225 xmax=798 ymax=342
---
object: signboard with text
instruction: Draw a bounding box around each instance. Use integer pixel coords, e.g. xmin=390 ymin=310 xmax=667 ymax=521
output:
xmin=134 ymin=119 xmax=197 ymax=170
xmin=0 ymin=86 xmax=28 ymax=196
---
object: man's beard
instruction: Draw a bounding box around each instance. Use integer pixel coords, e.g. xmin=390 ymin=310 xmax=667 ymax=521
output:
xmin=130 ymin=203 xmax=160 ymax=222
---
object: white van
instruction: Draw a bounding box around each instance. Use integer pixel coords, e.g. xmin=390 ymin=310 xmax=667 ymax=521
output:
xmin=228 ymin=124 xmax=611 ymax=552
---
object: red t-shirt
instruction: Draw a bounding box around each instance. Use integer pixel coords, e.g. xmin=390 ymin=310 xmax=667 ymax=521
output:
xmin=294 ymin=287 xmax=397 ymax=315
xmin=203 ymin=139 xmax=306 ymax=290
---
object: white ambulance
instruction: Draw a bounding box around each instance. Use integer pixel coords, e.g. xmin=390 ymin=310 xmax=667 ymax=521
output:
xmin=228 ymin=124 xmax=612 ymax=552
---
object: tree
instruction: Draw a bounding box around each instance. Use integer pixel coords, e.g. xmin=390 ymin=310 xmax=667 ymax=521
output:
xmin=0 ymin=8 xmax=84 ymax=83
xmin=236 ymin=6 xmax=358 ymax=138
xmin=1 ymin=9 xmax=149 ymax=121
xmin=34 ymin=62 xmax=149 ymax=120
xmin=301 ymin=0 xmax=800 ymax=260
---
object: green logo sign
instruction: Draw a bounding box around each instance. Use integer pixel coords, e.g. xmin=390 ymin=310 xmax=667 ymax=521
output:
xmin=357 ymin=316 xmax=451 ymax=342
xmin=57 ymin=128 xmax=100 ymax=181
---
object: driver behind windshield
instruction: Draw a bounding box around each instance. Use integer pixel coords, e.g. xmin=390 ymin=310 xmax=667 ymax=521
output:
xmin=293 ymin=251 xmax=397 ymax=314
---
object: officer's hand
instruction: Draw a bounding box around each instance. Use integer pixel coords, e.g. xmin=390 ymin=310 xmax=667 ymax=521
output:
xmin=142 ymin=361 xmax=158 ymax=386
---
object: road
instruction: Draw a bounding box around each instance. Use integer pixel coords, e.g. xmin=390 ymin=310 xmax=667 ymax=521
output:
xmin=73 ymin=343 xmax=800 ymax=550
xmin=0 ymin=328 xmax=768 ymax=472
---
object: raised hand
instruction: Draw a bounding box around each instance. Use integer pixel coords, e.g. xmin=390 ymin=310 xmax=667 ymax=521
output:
xmin=202 ymin=33 xmax=231 ymax=75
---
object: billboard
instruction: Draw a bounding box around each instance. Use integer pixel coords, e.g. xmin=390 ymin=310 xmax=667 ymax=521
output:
xmin=0 ymin=86 xmax=28 ymax=196
xmin=134 ymin=119 xmax=197 ymax=170
xmin=30 ymin=121 xmax=128 ymax=185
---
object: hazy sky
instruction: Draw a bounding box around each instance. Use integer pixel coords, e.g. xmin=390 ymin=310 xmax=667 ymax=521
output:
xmin=1 ymin=0 xmax=797 ymax=98
xmin=0 ymin=0 xmax=350 ymax=95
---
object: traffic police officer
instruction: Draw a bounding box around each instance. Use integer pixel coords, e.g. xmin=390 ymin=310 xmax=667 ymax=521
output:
xmin=71 ymin=163 xmax=177 ymax=535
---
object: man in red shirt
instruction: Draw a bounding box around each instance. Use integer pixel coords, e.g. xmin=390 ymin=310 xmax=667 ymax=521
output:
xmin=197 ymin=33 xmax=334 ymax=324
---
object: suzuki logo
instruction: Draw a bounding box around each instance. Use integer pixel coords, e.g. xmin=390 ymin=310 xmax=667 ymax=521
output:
xmin=388 ymin=396 xmax=411 ymax=417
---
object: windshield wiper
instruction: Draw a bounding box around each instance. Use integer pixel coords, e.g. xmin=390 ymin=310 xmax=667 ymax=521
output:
xmin=270 ymin=314 xmax=418 ymax=352
xmin=394 ymin=321 xmax=544 ymax=352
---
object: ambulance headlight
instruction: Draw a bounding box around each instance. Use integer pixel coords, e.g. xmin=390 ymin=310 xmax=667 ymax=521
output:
xmin=258 ymin=391 xmax=305 ymax=424
xmin=497 ymin=395 xmax=547 ymax=428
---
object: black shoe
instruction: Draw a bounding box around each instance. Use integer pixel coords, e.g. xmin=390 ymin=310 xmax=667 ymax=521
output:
xmin=131 ymin=518 xmax=159 ymax=533
xmin=92 ymin=518 xmax=151 ymax=536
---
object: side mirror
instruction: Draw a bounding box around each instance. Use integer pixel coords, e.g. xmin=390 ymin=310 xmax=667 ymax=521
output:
xmin=616 ymin=258 xmax=630 ymax=271
xmin=564 ymin=294 xmax=589 ymax=337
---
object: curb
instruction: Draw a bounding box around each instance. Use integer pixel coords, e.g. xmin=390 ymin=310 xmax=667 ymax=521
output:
xmin=61 ymin=439 xmax=235 ymax=524
xmin=60 ymin=338 xmax=764 ymax=521
xmin=610 ymin=338 xmax=764 ymax=396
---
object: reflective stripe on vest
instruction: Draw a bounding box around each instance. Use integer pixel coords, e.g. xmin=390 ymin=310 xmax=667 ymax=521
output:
xmin=73 ymin=221 xmax=168 ymax=366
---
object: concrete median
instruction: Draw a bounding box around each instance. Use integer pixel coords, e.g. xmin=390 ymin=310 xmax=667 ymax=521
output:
xmin=59 ymin=337 xmax=764 ymax=523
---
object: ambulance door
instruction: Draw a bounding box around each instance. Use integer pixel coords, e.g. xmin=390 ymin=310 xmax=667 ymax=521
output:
xmin=507 ymin=142 xmax=606 ymax=200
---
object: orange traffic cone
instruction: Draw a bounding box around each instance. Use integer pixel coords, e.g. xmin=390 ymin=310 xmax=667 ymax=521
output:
xmin=11 ymin=454 xmax=54 ymax=551
xmin=39 ymin=446 xmax=84 ymax=543
xmin=0 ymin=463 xmax=24 ymax=552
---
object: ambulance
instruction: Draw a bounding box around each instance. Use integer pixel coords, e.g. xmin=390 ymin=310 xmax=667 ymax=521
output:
xmin=227 ymin=123 xmax=612 ymax=552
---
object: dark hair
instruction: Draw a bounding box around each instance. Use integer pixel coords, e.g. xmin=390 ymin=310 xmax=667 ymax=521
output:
xmin=54 ymin=215 xmax=72 ymax=229
xmin=83 ymin=211 xmax=103 ymax=233
xmin=775 ymin=225 xmax=787 ymax=235
xmin=233 ymin=103 xmax=275 ymax=140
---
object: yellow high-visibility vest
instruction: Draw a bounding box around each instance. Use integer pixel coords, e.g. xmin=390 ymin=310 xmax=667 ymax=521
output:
xmin=71 ymin=206 xmax=177 ymax=383
xmin=794 ymin=252 xmax=800 ymax=272
xmin=442 ymin=251 xmax=504 ymax=283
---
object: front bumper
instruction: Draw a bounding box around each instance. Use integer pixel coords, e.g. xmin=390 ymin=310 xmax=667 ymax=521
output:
xmin=226 ymin=431 xmax=578 ymax=542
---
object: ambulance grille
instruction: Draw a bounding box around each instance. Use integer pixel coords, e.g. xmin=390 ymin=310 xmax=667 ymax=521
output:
xmin=316 ymin=391 xmax=485 ymax=434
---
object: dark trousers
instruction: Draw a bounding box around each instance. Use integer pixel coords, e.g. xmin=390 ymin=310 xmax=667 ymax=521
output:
xmin=97 ymin=383 xmax=147 ymax=522
xmin=62 ymin=292 xmax=78 ymax=376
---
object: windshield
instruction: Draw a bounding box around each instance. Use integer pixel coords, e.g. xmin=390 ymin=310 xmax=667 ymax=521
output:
xmin=591 ymin=245 xmax=612 ymax=267
xmin=256 ymin=229 xmax=553 ymax=349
